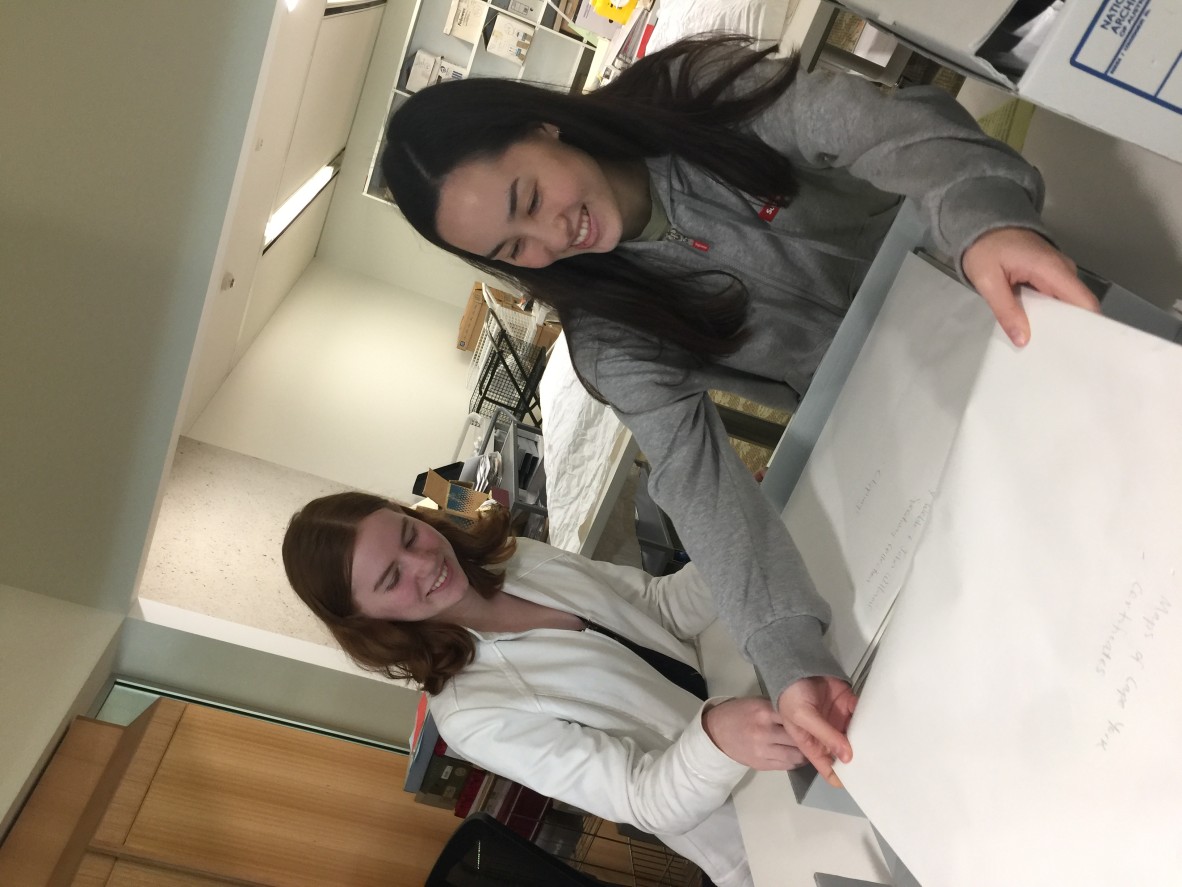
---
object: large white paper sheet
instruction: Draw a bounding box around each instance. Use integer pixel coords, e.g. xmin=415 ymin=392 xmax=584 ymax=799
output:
xmin=827 ymin=255 xmax=1182 ymax=887
xmin=783 ymin=255 xmax=994 ymax=677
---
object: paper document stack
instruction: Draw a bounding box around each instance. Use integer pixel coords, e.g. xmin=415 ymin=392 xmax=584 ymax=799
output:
xmin=789 ymin=253 xmax=1182 ymax=887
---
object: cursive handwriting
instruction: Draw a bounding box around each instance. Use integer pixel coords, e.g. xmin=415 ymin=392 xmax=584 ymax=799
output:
xmin=1095 ymin=574 xmax=1174 ymax=752
xmin=863 ymin=498 xmax=931 ymax=613
xmin=854 ymin=469 xmax=882 ymax=514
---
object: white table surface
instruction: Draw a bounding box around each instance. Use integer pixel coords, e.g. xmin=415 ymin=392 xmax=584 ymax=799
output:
xmin=694 ymin=203 xmax=929 ymax=887
xmin=698 ymin=620 xmax=892 ymax=887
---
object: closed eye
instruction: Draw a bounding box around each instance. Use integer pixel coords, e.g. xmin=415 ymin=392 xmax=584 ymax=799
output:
xmin=528 ymin=187 xmax=539 ymax=215
xmin=509 ymin=240 xmax=523 ymax=261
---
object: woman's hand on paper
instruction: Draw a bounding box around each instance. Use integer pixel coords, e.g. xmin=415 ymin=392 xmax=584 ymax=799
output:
xmin=962 ymin=226 xmax=1100 ymax=347
xmin=776 ymin=676 xmax=857 ymax=788
xmin=703 ymin=697 xmax=808 ymax=771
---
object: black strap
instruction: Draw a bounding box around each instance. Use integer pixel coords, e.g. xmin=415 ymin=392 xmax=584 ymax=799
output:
xmin=582 ymin=619 xmax=708 ymax=702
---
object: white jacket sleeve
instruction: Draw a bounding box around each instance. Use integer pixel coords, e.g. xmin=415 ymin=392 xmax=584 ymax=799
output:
xmin=433 ymin=693 xmax=747 ymax=836
xmin=516 ymin=540 xmax=718 ymax=640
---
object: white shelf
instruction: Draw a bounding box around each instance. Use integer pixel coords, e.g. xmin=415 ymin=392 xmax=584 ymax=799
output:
xmin=364 ymin=0 xmax=594 ymax=206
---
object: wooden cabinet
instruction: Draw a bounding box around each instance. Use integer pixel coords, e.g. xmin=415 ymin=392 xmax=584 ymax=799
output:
xmin=364 ymin=0 xmax=595 ymax=203
xmin=0 ymin=699 xmax=460 ymax=886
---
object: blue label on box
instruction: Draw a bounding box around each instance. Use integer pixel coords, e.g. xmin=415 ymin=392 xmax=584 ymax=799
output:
xmin=1071 ymin=0 xmax=1182 ymax=114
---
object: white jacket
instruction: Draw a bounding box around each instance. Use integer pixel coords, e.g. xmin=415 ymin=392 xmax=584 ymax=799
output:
xmin=429 ymin=539 xmax=753 ymax=887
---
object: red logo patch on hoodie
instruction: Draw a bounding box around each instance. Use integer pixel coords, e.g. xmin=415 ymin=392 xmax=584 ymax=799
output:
xmin=758 ymin=202 xmax=780 ymax=222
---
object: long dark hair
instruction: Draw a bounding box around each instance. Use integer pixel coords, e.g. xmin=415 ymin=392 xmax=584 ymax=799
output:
xmin=381 ymin=35 xmax=800 ymax=359
xmin=282 ymin=492 xmax=516 ymax=694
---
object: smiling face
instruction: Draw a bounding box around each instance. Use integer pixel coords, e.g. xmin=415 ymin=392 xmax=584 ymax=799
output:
xmin=434 ymin=125 xmax=643 ymax=269
xmin=349 ymin=508 xmax=472 ymax=623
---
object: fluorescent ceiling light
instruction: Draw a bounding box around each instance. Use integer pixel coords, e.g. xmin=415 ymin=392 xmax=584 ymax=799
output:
xmin=264 ymin=164 xmax=336 ymax=249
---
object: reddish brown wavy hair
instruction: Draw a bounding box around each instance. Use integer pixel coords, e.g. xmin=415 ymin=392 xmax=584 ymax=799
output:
xmin=282 ymin=491 xmax=516 ymax=693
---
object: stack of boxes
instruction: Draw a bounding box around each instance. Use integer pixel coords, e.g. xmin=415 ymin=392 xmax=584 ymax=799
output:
xmin=456 ymin=282 xmax=560 ymax=352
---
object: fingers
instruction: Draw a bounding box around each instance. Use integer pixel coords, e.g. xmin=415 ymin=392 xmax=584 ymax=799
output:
xmin=705 ymin=698 xmax=803 ymax=770
xmin=746 ymin=727 xmax=810 ymax=770
xmin=963 ymin=226 xmax=1106 ymax=349
xmin=973 ymin=263 xmax=1031 ymax=347
xmin=797 ymin=705 xmax=853 ymax=765
xmin=786 ymin=711 xmax=851 ymax=788
xmin=783 ymin=745 xmax=809 ymax=770
xmin=776 ymin=678 xmax=857 ymax=785
xmin=834 ymin=686 xmax=858 ymax=726
xmin=792 ymin=729 xmax=844 ymax=788
xmin=1027 ymin=259 xmax=1101 ymax=313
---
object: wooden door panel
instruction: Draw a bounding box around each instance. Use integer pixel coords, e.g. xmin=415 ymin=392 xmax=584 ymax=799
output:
xmin=121 ymin=703 xmax=458 ymax=886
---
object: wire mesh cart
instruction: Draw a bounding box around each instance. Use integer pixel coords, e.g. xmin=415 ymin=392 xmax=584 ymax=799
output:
xmin=467 ymin=284 xmax=547 ymax=425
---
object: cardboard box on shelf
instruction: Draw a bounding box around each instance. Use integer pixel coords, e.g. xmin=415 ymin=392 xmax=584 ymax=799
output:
xmin=437 ymin=59 xmax=468 ymax=83
xmin=533 ymin=321 xmax=561 ymax=350
xmin=422 ymin=469 xmax=490 ymax=525
xmin=405 ymin=49 xmax=440 ymax=93
xmin=457 ymin=281 xmax=562 ymax=351
xmin=457 ymin=288 xmax=487 ymax=351
xmin=485 ymin=13 xmax=534 ymax=65
xmin=414 ymin=753 xmax=473 ymax=810
xmin=444 ymin=0 xmax=488 ymax=43
xmin=837 ymin=0 xmax=1182 ymax=163
xmin=484 ymin=281 xmax=522 ymax=310
xmin=456 ymin=282 xmax=525 ymax=350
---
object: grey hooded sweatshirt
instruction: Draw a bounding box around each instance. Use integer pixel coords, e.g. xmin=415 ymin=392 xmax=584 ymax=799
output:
xmin=565 ymin=64 xmax=1050 ymax=704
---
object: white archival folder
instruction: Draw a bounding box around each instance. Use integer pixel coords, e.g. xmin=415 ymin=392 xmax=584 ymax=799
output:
xmin=782 ymin=254 xmax=991 ymax=678
xmin=814 ymin=254 xmax=1182 ymax=886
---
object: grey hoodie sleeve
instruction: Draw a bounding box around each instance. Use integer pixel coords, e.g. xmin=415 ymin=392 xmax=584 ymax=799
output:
xmin=564 ymin=65 xmax=1052 ymax=704
xmin=743 ymin=64 xmax=1050 ymax=275
xmin=567 ymin=324 xmax=846 ymax=703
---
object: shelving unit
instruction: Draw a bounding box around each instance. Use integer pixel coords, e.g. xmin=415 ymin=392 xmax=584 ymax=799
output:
xmin=478 ymin=407 xmax=547 ymax=539
xmin=365 ymin=0 xmax=595 ymax=204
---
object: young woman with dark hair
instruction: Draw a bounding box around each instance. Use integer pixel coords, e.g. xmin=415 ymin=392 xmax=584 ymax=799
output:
xmin=379 ymin=35 xmax=1099 ymax=782
xmin=283 ymin=492 xmax=807 ymax=887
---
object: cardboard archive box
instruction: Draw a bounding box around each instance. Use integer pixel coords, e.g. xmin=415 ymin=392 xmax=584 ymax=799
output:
xmin=457 ymin=283 xmax=517 ymax=350
xmin=405 ymin=49 xmax=440 ymax=93
xmin=456 ymin=289 xmax=486 ymax=351
xmin=456 ymin=282 xmax=560 ymax=351
xmin=484 ymin=13 xmax=534 ymax=64
xmin=422 ymin=469 xmax=490 ymax=526
xmin=437 ymin=59 xmax=468 ymax=83
xmin=444 ymin=0 xmax=488 ymax=44
xmin=836 ymin=0 xmax=1182 ymax=163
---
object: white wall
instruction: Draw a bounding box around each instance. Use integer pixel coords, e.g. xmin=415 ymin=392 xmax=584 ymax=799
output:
xmin=139 ymin=438 xmax=345 ymax=643
xmin=956 ymin=79 xmax=1182 ymax=312
xmin=189 ymin=257 xmax=474 ymax=495
xmin=316 ymin=0 xmax=483 ymax=307
xmin=0 ymin=1 xmax=437 ymax=831
xmin=0 ymin=0 xmax=279 ymax=828
xmin=275 ymin=5 xmax=384 ymax=209
xmin=119 ymin=600 xmax=421 ymax=749
xmin=236 ymin=179 xmax=339 ymax=367
xmin=182 ymin=0 xmax=390 ymax=431
xmin=0 ymin=0 xmax=274 ymax=612
xmin=1021 ymin=111 xmax=1182 ymax=312
xmin=179 ymin=0 xmax=325 ymax=433
xmin=0 ymin=586 xmax=123 ymax=835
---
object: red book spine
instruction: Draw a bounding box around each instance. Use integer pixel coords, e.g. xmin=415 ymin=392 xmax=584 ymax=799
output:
xmin=452 ymin=768 xmax=487 ymax=818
